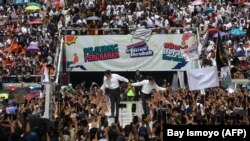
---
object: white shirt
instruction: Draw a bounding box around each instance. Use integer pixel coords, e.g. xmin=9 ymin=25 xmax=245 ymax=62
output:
xmin=101 ymin=74 xmax=129 ymax=90
xmin=131 ymin=80 xmax=166 ymax=94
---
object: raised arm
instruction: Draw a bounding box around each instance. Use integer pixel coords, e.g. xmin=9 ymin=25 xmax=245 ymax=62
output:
xmin=116 ymin=74 xmax=129 ymax=83
xmin=100 ymin=76 xmax=107 ymax=91
xmin=155 ymin=84 xmax=166 ymax=92
xmin=131 ymin=80 xmax=147 ymax=87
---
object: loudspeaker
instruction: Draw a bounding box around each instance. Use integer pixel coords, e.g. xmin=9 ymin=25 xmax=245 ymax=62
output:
xmin=132 ymin=103 xmax=136 ymax=113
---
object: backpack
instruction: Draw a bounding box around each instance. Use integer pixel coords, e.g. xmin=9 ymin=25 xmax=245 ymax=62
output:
xmin=139 ymin=125 xmax=149 ymax=141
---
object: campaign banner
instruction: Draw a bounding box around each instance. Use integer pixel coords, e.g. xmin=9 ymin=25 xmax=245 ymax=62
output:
xmin=65 ymin=34 xmax=198 ymax=71
xmin=221 ymin=66 xmax=232 ymax=88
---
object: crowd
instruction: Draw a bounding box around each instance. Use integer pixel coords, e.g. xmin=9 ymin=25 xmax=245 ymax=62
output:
xmin=0 ymin=0 xmax=249 ymax=84
xmin=0 ymin=0 xmax=250 ymax=141
xmin=0 ymin=78 xmax=249 ymax=141
xmin=0 ymin=0 xmax=59 ymax=84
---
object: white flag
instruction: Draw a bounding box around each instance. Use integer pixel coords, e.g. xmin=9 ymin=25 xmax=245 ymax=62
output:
xmin=187 ymin=66 xmax=219 ymax=91
xmin=132 ymin=28 xmax=152 ymax=41
xmin=41 ymin=66 xmax=50 ymax=83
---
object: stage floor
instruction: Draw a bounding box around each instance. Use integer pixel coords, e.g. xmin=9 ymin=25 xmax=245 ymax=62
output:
xmin=106 ymin=101 xmax=144 ymax=128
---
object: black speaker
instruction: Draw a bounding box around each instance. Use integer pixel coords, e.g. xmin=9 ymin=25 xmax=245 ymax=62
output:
xmin=132 ymin=103 xmax=136 ymax=113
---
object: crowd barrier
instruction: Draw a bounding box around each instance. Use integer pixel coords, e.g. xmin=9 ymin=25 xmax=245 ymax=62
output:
xmin=61 ymin=27 xmax=199 ymax=35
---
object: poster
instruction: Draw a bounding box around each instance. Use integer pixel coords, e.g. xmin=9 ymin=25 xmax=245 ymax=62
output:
xmin=65 ymin=34 xmax=198 ymax=71
xmin=221 ymin=66 xmax=232 ymax=88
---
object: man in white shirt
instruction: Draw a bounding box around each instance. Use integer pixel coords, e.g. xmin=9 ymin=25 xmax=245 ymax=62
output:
xmin=130 ymin=76 xmax=166 ymax=114
xmin=101 ymin=70 xmax=129 ymax=118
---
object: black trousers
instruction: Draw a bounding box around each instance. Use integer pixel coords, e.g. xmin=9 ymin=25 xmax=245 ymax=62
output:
xmin=141 ymin=92 xmax=151 ymax=115
xmin=134 ymin=86 xmax=141 ymax=100
xmin=107 ymin=88 xmax=120 ymax=116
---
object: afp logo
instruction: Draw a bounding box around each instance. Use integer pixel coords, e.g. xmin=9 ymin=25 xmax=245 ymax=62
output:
xmin=222 ymin=129 xmax=246 ymax=138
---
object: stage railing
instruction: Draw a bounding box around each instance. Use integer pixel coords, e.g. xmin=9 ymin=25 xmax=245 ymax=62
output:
xmin=61 ymin=27 xmax=199 ymax=35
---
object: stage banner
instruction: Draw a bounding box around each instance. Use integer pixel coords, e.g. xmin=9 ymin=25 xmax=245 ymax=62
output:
xmin=65 ymin=34 xmax=198 ymax=71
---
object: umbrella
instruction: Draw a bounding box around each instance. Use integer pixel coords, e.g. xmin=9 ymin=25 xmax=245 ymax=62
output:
xmin=0 ymin=93 xmax=9 ymax=99
xmin=53 ymin=1 xmax=65 ymax=8
xmin=203 ymin=7 xmax=214 ymax=14
xmin=34 ymin=83 xmax=42 ymax=89
xmin=27 ymin=2 xmax=42 ymax=8
xmin=191 ymin=0 xmax=204 ymax=6
xmin=230 ymin=28 xmax=246 ymax=37
xmin=30 ymin=83 xmax=42 ymax=92
xmin=207 ymin=28 xmax=219 ymax=35
xmin=29 ymin=20 xmax=43 ymax=25
xmin=25 ymin=92 xmax=40 ymax=101
xmin=25 ymin=5 xmax=41 ymax=11
xmin=13 ymin=0 xmax=26 ymax=6
xmin=27 ymin=44 xmax=40 ymax=52
xmin=86 ymin=16 xmax=100 ymax=21
xmin=7 ymin=85 xmax=17 ymax=91
xmin=7 ymin=106 xmax=18 ymax=114
xmin=213 ymin=32 xmax=228 ymax=38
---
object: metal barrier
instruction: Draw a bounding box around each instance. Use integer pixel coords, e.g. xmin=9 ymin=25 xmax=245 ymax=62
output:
xmin=61 ymin=27 xmax=199 ymax=35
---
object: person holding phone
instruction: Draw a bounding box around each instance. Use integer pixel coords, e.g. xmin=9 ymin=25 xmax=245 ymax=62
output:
xmin=129 ymin=76 xmax=166 ymax=115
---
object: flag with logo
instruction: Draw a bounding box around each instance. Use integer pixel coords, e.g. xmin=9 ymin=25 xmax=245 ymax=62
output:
xmin=216 ymin=32 xmax=228 ymax=71
xmin=187 ymin=66 xmax=219 ymax=91
xmin=220 ymin=67 xmax=232 ymax=88
xmin=132 ymin=28 xmax=152 ymax=41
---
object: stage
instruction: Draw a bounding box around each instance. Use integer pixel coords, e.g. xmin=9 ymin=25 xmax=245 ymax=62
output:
xmin=106 ymin=101 xmax=144 ymax=128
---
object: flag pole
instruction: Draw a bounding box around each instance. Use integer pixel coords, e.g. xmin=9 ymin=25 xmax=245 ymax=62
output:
xmin=196 ymin=27 xmax=206 ymax=95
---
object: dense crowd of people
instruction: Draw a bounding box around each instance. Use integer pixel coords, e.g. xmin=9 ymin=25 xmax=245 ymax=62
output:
xmin=1 ymin=79 xmax=249 ymax=141
xmin=0 ymin=0 xmax=250 ymax=141
xmin=0 ymin=0 xmax=59 ymax=84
